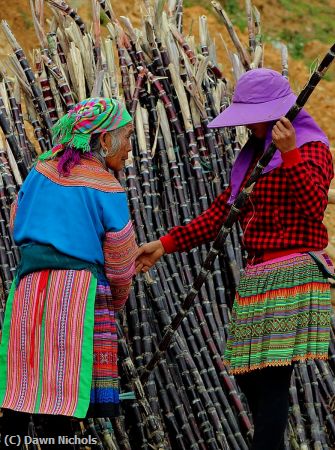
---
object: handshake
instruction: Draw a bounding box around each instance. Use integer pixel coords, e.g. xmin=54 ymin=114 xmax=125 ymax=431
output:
xmin=135 ymin=239 xmax=165 ymax=274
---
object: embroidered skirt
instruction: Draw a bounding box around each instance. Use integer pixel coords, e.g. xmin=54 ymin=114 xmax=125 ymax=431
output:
xmin=224 ymin=253 xmax=332 ymax=374
xmin=88 ymin=275 xmax=119 ymax=418
xmin=0 ymin=270 xmax=120 ymax=418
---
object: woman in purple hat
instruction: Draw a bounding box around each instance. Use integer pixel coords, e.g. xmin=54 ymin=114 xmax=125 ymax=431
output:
xmin=136 ymin=68 xmax=334 ymax=449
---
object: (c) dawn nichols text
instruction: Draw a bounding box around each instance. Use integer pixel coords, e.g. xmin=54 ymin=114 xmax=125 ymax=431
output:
xmin=3 ymin=435 xmax=98 ymax=445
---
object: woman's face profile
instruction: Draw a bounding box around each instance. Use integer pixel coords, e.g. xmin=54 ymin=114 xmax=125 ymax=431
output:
xmin=246 ymin=122 xmax=268 ymax=139
xmin=101 ymin=124 xmax=134 ymax=171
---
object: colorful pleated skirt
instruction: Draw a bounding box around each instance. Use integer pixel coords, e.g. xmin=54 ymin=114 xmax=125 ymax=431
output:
xmin=224 ymin=253 xmax=332 ymax=375
xmin=0 ymin=269 xmax=120 ymax=418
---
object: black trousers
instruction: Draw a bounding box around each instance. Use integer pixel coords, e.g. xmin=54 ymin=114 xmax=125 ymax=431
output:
xmin=0 ymin=409 xmax=77 ymax=449
xmin=235 ymin=365 xmax=294 ymax=450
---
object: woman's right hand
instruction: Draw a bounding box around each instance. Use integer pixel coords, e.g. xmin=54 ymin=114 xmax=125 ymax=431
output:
xmin=135 ymin=240 xmax=165 ymax=273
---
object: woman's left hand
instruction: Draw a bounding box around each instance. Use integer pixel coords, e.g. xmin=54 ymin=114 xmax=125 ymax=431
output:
xmin=272 ymin=117 xmax=297 ymax=153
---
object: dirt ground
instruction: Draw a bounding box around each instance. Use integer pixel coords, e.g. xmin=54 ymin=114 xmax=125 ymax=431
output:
xmin=0 ymin=0 xmax=334 ymax=251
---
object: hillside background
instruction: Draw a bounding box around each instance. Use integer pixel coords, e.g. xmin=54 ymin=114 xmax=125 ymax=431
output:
xmin=0 ymin=0 xmax=334 ymax=249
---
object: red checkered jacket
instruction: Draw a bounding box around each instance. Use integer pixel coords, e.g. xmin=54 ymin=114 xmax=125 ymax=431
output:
xmin=161 ymin=142 xmax=334 ymax=262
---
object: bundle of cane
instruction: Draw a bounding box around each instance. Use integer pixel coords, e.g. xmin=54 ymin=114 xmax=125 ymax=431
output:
xmin=0 ymin=0 xmax=334 ymax=449
xmin=0 ymin=3 xmax=252 ymax=448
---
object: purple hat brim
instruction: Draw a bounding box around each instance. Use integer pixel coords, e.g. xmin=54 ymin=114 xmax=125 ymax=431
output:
xmin=208 ymin=93 xmax=297 ymax=128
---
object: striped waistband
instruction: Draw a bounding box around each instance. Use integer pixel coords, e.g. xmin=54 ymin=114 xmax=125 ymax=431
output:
xmin=247 ymin=248 xmax=320 ymax=265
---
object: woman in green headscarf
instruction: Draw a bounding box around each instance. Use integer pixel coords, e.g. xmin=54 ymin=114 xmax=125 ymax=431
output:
xmin=0 ymin=98 xmax=137 ymax=438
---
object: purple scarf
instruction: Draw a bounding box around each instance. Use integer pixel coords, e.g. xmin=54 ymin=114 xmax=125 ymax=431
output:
xmin=228 ymin=109 xmax=329 ymax=204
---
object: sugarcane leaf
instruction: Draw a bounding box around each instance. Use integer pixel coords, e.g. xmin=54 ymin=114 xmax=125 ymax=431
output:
xmin=154 ymin=0 xmax=167 ymax=32
xmin=29 ymin=0 xmax=48 ymax=49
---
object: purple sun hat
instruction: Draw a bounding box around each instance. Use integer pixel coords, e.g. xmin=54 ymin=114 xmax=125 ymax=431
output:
xmin=208 ymin=68 xmax=297 ymax=128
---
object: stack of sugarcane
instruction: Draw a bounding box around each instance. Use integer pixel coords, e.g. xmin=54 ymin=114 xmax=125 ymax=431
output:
xmin=0 ymin=0 xmax=334 ymax=449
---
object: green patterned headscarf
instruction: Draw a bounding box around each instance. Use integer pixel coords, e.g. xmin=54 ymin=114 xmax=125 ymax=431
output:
xmin=40 ymin=97 xmax=132 ymax=160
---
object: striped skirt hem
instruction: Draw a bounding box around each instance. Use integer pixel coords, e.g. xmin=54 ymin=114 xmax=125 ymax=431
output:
xmin=223 ymin=353 xmax=328 ymax=375
xmin=224 ymin=253 xmax=331 ymax=375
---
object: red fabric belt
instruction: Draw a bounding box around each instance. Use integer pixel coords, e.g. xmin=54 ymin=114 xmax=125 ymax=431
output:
xmin=247 ymin=248 xmax=318 ymax=265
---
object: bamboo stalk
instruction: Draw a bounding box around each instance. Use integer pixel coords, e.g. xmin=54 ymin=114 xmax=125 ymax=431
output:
xmin=98 ymin=0 xmax=117 ymax=23
xmin=47 ymin=0 xmax=87 ymax=35
xmin=169 ymin=24 xmax=197 ymax=65
xmin=175 ymin=0 xmax=183 ymax=34
xmin=245 ymin=0 xmax=255 ymax=56
xmin=92 ymin=0 xmax=102 ymax=67
xmin=250 ymin=44 xmax=262 ymax=69
xmin=281 ymin=44 xmax=289 ymax=78
xmin=211 ymin=2 xmax=251 ymax=71
xmin=24 ymin=96 xmax=49 ymax=153
xmin=41 ymin=54 xmax=75 ymax=110
xmin=30 ymin=0 xmax=48 ymax=49
xmin=36 ymin=53 xmax=59 ymax=124
xmin=3 ymin=78 xmax=31 ymax=167
xmin=0 ymin=97 xmax=28 ymax=179
xmin=1 ymin=21 xmax=53 ymax=141
xmin=130 ymin=67 xmax=148 ymax=115
xmin=117 ymin=322 xmax=168 ymax=450
xmin=117 ymin=40 xmax=132 ymax=111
